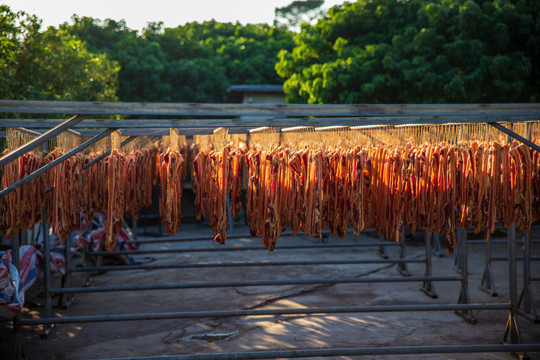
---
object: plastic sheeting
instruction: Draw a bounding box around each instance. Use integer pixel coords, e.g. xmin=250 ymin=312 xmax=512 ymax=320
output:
xmin=1 ymin=212 xmax=140 ymax=319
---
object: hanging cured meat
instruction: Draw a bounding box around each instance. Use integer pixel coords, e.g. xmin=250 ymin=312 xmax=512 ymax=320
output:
xmin=1 ymin=150 xmax=46 ymax=239
xmin=193 ymin=146 xmax=230 ymax=244
xmin=229 ymin=147 xmax=247 ymax=220
xmin=104 ymin=149 xmax=125 ymax=251
xmin=52 ymin=154 xmax=84 ymax=240
xmin=159 ymin=148 xmax=184 ymax=235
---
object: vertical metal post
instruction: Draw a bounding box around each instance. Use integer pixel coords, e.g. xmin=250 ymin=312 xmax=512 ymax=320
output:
xmin=41 ymin=209 xmax=53 ymax=338
xmin=480 ymin=233 xmax=498 ymax=296
xmin=518 ymin=233 xmax=539 ymax=322
xmin=133 ymin=220 xmax=138 ymax=241
xmin=421 ymin=229 xmax=436 ymax=298
xmin=454 ymin=231 xmax=463 ymax=273
xmin=397 ymin=226 xmax=410 ymax=276
xmin=517 ymin=121 xmax=538 ymax=323
xmin=82 ymin=246 xmax=91 ymax=287
xmin=59 ymin=234 xmax=72 ymax=308
xmin=432 ymin=233 xmax=443 ymax=257
xmin=503 ymin=223 xmax=521 ymax=344
xmin=455 ymin=227 xmax=475 ymax=324
xmin=11 ymin=232 xmax=23 ymax=360
xmin=377 ymin=232 xmax=388 ymax=259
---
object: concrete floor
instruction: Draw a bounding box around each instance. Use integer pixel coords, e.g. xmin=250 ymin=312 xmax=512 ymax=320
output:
xmin=1 ymin=223 xmax=539 ymax=360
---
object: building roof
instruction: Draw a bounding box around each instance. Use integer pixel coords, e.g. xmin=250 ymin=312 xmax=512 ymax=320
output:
xmin=224 ymin=85 xmax=284 ymax=103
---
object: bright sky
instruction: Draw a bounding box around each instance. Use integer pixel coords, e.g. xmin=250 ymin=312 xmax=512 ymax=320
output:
xmin=4 ymin=0 xmax=347 ymax=31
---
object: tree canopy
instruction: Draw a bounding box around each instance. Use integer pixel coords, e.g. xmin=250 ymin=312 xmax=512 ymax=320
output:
xmin=2 ymin=1 xmax=539 ymax=104
xmin=0 ymin=6 xmax=119 ymax=101
xmin=276 ymin=0 xmax=540 ymax=104
xmin=62 ymin=18 xmax=295 ymax=102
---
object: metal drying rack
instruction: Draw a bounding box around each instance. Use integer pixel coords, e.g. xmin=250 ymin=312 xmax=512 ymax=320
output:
xmin=1 ymin=100 xmax=539 ymax=360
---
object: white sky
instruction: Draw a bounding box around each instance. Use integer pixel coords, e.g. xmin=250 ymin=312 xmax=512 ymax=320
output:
xmin=4 ymin=0 xmax=347 ymax=31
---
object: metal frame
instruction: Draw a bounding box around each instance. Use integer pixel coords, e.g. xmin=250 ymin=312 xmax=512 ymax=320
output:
xmin=480 ymin=234 xmax=498 ymax=296
xmin=81 ymin=344 xmax=540 ymax=360
xmin=518 ymin=233 xmax=540 ymax=323
xmin=1 ymin=101 xmax=539 ymax=360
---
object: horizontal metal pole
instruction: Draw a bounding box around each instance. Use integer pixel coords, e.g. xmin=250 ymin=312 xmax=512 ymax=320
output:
xmin=51 ymin=276 xmax=461 ymax=294
xmin=467 ymin=239 xmax=540 ymax=244
xmin=65 ymin=127 xmax=260 ymax=137
xmin=4 ymin=115 xmax=540 ymax=129
xmin=0 ymin=114 xmax=85 ymax=168
xmin=131 ymin=238 xmax=399 ymax=246
xmin=0 ymin=128 xmax=116 ymax=199
xmin=491 ymin=256 xmax=540 ymax=261
xmin=130 ymin=230 xmax=395 ymax=245
xmin=99 ymin=344 xmax=540 ymax=360
xmin=102 ymin=344 xmax=540 ymax=360
xmin=531 ymin=277 xmax=540 ymax=281
xmin=20 ymin=303 xmax=510 ymax=325
xmin=88 ymin=243 xmax=405 ymax=256
xmin=72 ymin=258 xmax=425 ymax=272
xmin=467 ymin=239 xmax=506 ymax=244
xmin=130 ymin=231 xmax=320 ymax=243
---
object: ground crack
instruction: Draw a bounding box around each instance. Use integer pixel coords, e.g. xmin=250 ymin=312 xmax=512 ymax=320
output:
xmin=241 ymin=261 xmax=401 ymax=311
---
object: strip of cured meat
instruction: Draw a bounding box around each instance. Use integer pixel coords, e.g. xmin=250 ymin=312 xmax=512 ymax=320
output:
xmin=104 ymin=149 xmax=125 ymax=251
xmin=51 ymin=154 xmax=84 ymax=240
xmin=514 ymin=143 xmax=532 ymax=233
xmin=229 ymin=149 xmax=244 ymax=220
xmin=210 ymin=147 xmax=229 ymax=244
xmin=193 ymin=149 xmax=210 ymax=221
xmin=1 ymin=150 xmax=46 ymax=239
xmin=159 ymin=148 xmax=184 ymax=235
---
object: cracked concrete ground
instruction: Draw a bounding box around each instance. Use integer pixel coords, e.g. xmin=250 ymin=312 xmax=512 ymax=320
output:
xmin=1 ymin=223 xmax=539 ymax=360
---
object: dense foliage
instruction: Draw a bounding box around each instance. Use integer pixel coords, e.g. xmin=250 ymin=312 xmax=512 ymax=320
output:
xmin=2 ymin=1 xmax=540 ymax=104
xmin=276 ymin=0 xmax=540 ymax=103
xmin=0 ymin=6 xmax=119 ymax=101
xmin=62 ymin=18 xmax=295 ymax=102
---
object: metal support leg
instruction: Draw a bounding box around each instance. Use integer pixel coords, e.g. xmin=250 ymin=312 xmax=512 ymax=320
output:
xmin=421 ymin=229 xmax=437 ymax=298
xmin=82 ymin=247 xmax=91 ymax=287
xmin=59 ymin=235 xmax=73 ymax=308
xmin=432 ymin=233 xmax=444 ymax=257
xmin=41 ymin=215 xmax=53 ymax=338
xmin=11 ymin=232 xmax=23 ymax=360
xmin=377 ymin=233 xmax=388 ymax=259
xmin=480 ymin=233 xmax=498 ymax=296
xmin=518 ymin=233 xmax=539 ymax=323
xmin=454 ymin=231 xmax=464 ymax=273
xmin=503 ymin=223 xmax=528 ymax=359
xmin=455 ymin=227 xmax=476 ymax=324
xmin=397 ymin=227 xmax=410 ymax=276
xmin=131 ymin=219 xmax=138 ymax=241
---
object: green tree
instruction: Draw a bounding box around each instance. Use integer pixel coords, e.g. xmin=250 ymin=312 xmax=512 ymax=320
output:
xmin=64 ymin=18 xmax=295 ymax=102
xmin=276 ymin=0 xmax=540 ymax=104
xmin=0 ymin=6 xmax=119 ymax=101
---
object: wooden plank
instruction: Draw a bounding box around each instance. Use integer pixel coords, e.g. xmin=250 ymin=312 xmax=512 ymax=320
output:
xmin=1 ymin=100 xmax=540 ymax=117
xmin=2 ymin=114 xmax=540 ymax=129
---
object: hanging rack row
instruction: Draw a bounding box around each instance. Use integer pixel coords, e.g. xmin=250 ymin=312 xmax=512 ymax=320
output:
xmin=1 ymin=100 xmax=539 ymax=360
